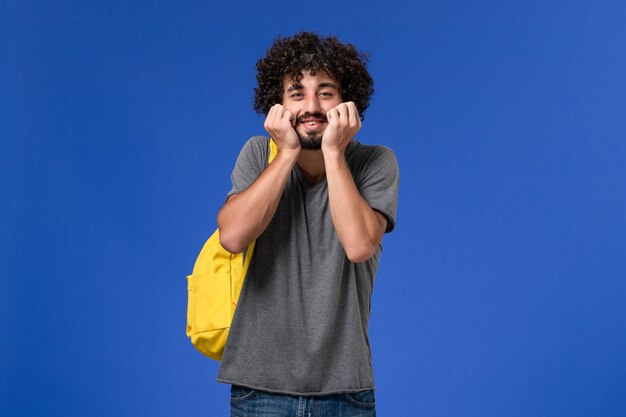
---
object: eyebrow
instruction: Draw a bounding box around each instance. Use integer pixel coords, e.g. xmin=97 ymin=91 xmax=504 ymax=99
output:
xmin=286 ymin=82 xmax=339 ymax=93
xmin=318 ymin=82 xmax=338 ymax=90
xmin=286 ymin=84 xmax=302 ymax=93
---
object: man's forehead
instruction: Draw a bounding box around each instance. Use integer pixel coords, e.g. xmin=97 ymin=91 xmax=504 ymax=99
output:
xmin=283 ymin=70 xmax=338 ymax=88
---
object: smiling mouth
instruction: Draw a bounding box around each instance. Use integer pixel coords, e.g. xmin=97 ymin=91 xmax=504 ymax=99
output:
xmin=301 ymin=119 xmax=323 ymax=128
xmin=298 ymin=116 xmax=327 ymax=132
xmin=297 ymin=112 xmax=327 ymax=129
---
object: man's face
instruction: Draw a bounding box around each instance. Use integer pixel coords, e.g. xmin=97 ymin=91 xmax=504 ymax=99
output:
xmin=282 ymin=70 xmax=342 ymax=150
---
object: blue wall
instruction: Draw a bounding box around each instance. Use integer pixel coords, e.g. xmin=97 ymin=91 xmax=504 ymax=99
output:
xmin=2 ymin=1 xmax=625 ymax=416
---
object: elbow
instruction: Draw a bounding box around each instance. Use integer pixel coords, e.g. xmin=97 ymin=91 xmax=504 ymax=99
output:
xmin=219 ymin=227 xmax=247 ymax=254
xmin=217 ymin=204 xmax=246 ymax=254
xmin=218 ymin=229 xmax=246 ymax=254
xmin=345 ymin=241 xmax=378 ymax=264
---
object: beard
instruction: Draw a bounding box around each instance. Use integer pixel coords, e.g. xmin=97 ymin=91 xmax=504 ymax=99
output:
xmin=295 ymin=112 xmax=327 ymax=150
xmin=298 ymin=130 xmax=323 ymax=150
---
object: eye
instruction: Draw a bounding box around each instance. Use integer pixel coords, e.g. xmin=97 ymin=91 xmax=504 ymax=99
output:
xmin=290 ymin=92 xmax=304 ymax=99
xmin=319 ymin=91 xmax=333 ymax=97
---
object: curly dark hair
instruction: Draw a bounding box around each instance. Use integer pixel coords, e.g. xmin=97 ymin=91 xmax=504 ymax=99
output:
xmin=254 ymin=32 xmax=374 ymax=119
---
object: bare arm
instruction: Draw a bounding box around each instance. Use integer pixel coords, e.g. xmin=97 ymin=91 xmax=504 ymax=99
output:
xmin=322 ymin=102 xmax=387 ymax=263
xmin=217 ymin=150 xmax=298 ymax=253
xmin=217 ymin=104 xmax=301 ymax=254
xmin=324 ymin=151 xmax=387 ymax=263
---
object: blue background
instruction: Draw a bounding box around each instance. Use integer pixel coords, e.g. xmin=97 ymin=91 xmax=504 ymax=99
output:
xmin=2 ymin=1 xmax=626 ymax=416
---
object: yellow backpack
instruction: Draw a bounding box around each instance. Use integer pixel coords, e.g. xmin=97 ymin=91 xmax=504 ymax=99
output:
xmin=186 ymin=139 xmax=277 ymax=361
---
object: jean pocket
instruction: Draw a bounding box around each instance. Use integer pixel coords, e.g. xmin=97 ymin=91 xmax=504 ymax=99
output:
xmin=230 ymin=385 xmax=257 ymax=402
xmin=344 ymin=389 xmax=376 ymax=409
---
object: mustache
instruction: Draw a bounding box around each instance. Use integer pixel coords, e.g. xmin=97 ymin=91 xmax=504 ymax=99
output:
xmin=296 ymin=112 xmax=328 ymax=124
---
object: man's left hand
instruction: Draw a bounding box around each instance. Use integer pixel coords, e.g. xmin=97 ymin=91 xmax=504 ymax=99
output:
xmin=322 ymin=101 xmax=361 ymax=154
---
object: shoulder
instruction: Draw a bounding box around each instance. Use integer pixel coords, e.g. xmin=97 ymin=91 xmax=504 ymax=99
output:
xmin=236 ymin=136 xmax=270 ymax=163
xmin=348 ymin=141 xmax=398 ymax=168
xmin=241 ymin=135 xmax=270 ymax=154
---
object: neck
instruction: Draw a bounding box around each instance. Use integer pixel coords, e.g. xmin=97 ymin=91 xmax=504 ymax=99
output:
xmin=297 ymin=149 xmax=326 ymax=183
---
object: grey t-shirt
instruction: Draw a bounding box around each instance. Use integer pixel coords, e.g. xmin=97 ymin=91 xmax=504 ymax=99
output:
xmin=217 ymin=136 xmax=399 ymax=396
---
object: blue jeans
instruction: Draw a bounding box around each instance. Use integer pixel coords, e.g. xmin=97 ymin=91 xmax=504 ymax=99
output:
xmin=230 ymin=385 xmax=376 ymax=417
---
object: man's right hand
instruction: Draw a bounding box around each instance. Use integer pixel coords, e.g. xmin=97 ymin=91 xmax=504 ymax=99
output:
xmin=264 ymin=104 xmax=301 ymax=153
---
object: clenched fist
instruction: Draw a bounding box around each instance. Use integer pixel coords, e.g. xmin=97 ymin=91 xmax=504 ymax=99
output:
xmin=321 ymin=101 xmax=362 ymax=154
xmin=264 ymin=104 xmax=301 ymax=153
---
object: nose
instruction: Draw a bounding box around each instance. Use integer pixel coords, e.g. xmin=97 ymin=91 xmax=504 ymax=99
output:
xmin=303 ymin=94 xmax=322 ymax=114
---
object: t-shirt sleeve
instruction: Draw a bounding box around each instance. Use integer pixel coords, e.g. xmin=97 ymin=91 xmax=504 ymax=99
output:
xmin=227 ymin=136 xmax=270 ymax=199
xmin=355 ymin=147 xmax=400 ymax=233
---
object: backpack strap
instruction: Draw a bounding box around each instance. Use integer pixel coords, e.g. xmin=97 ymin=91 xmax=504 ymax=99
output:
xmin=268 ymin=138 xmax=277 ymax=164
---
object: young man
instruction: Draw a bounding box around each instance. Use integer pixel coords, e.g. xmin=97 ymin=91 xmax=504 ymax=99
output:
xmin=216 ymin=32 xmax=399 ymax=416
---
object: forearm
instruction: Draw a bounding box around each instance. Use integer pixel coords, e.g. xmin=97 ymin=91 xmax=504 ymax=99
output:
xmin=324 ymin=150 xmax=386 ymax=263
xmin=217 ymin=149 xmax=299 ymax=253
